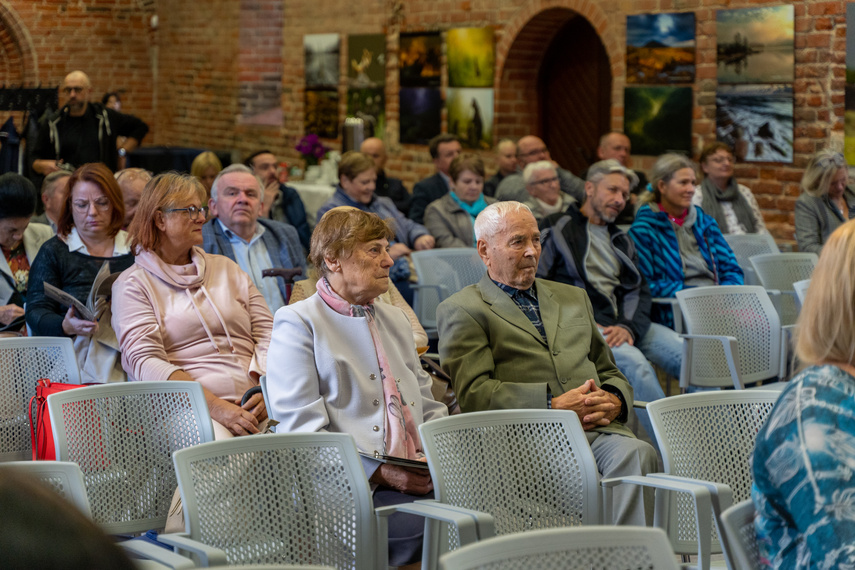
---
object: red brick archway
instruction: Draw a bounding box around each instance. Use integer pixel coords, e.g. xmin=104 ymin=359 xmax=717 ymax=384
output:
xmin=0 ymin=1 xmax=38 ymax=85
xmin=494 ymin=0 xmax=621 ymax=146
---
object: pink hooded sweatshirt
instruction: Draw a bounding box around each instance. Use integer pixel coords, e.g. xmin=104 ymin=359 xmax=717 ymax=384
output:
xmin=112 ymin=246 xmax=273 ymax=401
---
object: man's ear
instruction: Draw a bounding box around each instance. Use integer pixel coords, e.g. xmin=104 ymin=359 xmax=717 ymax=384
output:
xmin=476 ymin=239 xmax=489 ymax=264
xmin=208 ymin=198 xmax=218 ymax=218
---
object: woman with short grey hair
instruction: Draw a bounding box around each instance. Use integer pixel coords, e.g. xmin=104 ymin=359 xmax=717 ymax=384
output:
xmin=794 ymin=148 xmax=854 ymax=254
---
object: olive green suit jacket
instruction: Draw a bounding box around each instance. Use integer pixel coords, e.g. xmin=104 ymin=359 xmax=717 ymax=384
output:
xmin=437 ymin=274 xmax=634 ymax=438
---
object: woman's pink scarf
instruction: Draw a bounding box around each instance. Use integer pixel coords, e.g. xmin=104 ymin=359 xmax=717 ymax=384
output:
xmin=316 ymin=278 xmax=423 ymax=459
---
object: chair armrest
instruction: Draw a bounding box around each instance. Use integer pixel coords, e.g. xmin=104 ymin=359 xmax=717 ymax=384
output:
xmin=652 ymin=298 xmax=683 ymax=333
xmin=156 ymin=532 xmax=228 ymax=566
xmin=119 ymin=540 xmax=196 ymax=570
xmin=376 ymin=500 xmax=495 ymax=570
xmin=601 ymin=475 xmax=713 ymax=570
xmin=680 ymin=333 xmax=743 ymax=390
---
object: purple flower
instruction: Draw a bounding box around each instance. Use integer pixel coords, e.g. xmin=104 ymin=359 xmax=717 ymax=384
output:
xmin=296 ymin=133 xmax=330 ymax=166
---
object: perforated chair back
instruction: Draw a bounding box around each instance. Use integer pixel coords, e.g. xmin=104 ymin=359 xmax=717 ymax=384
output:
xmin=47 ymin=381 xmax=214 ymax=534
xmin=677 ymin=285 xmax=782 ymax=388
xmin=720 ymin=499 xmax=761 ymax=570
xmin=750 ymin=252 xmax=818 ymax=325
xmin=0 ymin=460 xmax=91 ymax=517
xmin=419 ymin=410 xmax=600 ymax=541
xmin=0 ymin=337 xmax=81 ymax=461
xmin=648 ymin=391 xmax=778 ymax=558
xmin=724 ymin=233 xmax=778 ymax=286
xmin=172 ymin=432 xmax=377 ymax=568
xmin=793 ymin=278 xmax=810 ymax=309
xmin=411 ymin=248 xmax=486 ymax=335
xmin=439 ymin=526 xmax=679 ymax=570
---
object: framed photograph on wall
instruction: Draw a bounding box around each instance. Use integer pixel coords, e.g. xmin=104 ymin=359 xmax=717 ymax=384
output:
xmin=624 ymin=86 xmax=692 ymax=156
xmin=626 ymin=13 xmax=695 ymax=84
xmin=446 ymin=88 xmax=493 ymax=150
xmin=305 ymin=90 xmax=339 ymax=139
xmin=399 ymin=32 xmax=442 ymax=88
xmin=305 ymin=33 xmax=340 ymax=90
xmin=447 ymin=27 xmax=495 ymax=88
xmin=716 ymin=5 xmax=794 ymax=84
xmin=716 ymin=84 xmax=793 ymax=163
xmin=348 ymin=34 xmax=386 ymax=88
xmin=399 ymin=87 xmax=442 ymax=144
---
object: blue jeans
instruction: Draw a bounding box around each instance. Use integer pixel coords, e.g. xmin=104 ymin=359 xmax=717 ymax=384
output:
xmin=636 ymin=323 xmax=683 ymax=380
xmin=602 ymin=326 xmax=668 ymax=444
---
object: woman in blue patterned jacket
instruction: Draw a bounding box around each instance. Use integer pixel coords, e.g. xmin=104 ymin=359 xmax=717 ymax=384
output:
xmin=752 ymin=219 xmax=855 ymax=569
xmin=628 ymin=153 xmax=743 ymax=329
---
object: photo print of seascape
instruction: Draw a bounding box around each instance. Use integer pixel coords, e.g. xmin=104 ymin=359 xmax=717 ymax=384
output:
xmin=624 ymin=86 xmax=692 ymax=156
xmin=716 ymin=5 xmax=794 ymax=84
xmin=716 ymin=84 xmax=793 ymax=163
xmin=626 ymin=12 xmax=695 ymax=84
xmin=304 ymin=34 xmax=340 ymax=90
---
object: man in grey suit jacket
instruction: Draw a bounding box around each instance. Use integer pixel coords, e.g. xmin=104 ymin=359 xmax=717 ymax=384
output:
xmin=437 ymin=201 xmax=657 ymax=526
xmin=203 ymin=164 xmax=305 ymax=313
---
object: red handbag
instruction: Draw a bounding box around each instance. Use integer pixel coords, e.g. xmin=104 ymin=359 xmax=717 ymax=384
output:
xmin=28 ymin=378 xmax=91 ymax=460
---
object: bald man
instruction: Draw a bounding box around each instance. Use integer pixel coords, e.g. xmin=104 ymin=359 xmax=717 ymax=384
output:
xmin=32 ymin=70 xmax=149 ymax=175
xmin=360 ymin=137 xmax=412 ymax=215
xmin=494 ymin=135 xmax=585 ymax=205
xmin=589 ymin=132 xmax=648 ymax=224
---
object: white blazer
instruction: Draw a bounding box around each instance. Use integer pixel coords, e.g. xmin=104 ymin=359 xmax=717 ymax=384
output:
xmin=0 ymin=222 xmax=53 ymax=305
xmin=267 ymin=293 xmax=447 ymax=481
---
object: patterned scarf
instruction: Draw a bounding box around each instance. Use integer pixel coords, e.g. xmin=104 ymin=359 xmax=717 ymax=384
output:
xmin=699 ymin=176 xmax=757 ymax=234
xmin=315 ymin=277 xmax=423 ymax=459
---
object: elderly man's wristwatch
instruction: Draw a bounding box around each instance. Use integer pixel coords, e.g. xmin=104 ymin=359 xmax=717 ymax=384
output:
xmin=118 ymin=148 xmax=127 ymax=158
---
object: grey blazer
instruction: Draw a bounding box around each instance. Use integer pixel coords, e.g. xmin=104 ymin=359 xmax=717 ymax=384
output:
xmin=794 ymin=188 xmax=855 ymax=254
xmin=423 ymin=192 xmax=496 ymax=248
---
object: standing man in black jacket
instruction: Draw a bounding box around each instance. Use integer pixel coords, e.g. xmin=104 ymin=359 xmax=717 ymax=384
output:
xmin=32 ymin=71 xmax=149 ymax=175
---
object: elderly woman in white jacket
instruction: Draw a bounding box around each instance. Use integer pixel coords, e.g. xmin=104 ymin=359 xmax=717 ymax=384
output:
xmin=267 ymin=207 xmax=447 ymax=569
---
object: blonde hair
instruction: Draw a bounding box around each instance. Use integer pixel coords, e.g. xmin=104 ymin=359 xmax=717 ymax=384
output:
xmin=796 ymin=219 xmax=855 ymax=366
xmin=190 ymin=151 xmax=223 ymax=179
xmin=800 ymin=148 xmax=846 ymax=198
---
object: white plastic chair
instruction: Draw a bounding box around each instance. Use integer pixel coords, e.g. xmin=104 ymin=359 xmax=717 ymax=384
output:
xmin=419 ymin=409 xmax=602 ymax=549
xmin=606 ymin=391 xmax=778 ymax=570
xmin=676 ymin=286 xmax=787 ymax=390
xmin=411 ymin=248 xmax=486 ymax=338
xmin=0 ymin=460 xmax=91 ymax=517
xmin=157 ymin=432 xmax=491 ymax=568
xmin=793 ymin=278 xmax=810 ymax=309
xmin=0 ymin=337 xmax=81 ymax=461
xmin=749 ymin=252 xmax=818 ymax=326
xmin=724 ymin=233 xmax=779 ymax=286
xmin=0 ymin=460 xmax=198 ymax=569
xmin=47 ymin=381 xmax=215 ymax=534
xmin=439 ymin=526 xmax=680 ymax=570
xmin=720 ymin=499 xmax=761 ymax=570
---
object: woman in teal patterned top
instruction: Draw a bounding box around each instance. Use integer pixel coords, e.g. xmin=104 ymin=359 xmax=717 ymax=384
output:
xmin=752 ymin=218 xmax=855 ymax=568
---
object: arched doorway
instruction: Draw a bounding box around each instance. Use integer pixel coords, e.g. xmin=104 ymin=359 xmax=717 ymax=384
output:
xmin=539 ymin=16 xmax=611 ymax=175
xmin=496 ymin=7 xmax=612 ymax=176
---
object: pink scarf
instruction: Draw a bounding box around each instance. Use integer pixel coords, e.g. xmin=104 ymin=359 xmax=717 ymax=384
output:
xmin=316 ymin=278 xmax=423 ymax=460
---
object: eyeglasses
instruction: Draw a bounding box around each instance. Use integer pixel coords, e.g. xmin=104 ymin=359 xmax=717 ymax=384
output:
xmin=708 ymin=154 xmax=734 ymax=165
xmin=529 ymin=176 xmax=559 ymax=186
xmin=817 ymin=152 xmax=845 ymax=168
xmin=518 ymin=147 xmax=549 ymax=159
xmin=71 ymin=198 xmax=111 ymax=213
xmin=162 ymin=205 xmax=209 ymax=220
xmin=62 ymin=86 xmax=87 ymax=94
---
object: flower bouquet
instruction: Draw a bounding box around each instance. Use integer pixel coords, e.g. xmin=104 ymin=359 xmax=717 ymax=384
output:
xmin=295 ymin=133 xmax=330 ymax=167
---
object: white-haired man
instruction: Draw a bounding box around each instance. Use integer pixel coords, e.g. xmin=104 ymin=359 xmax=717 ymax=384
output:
xmin=437 ymin=201 xmax=657 ymax=526
xmin=522 ymin=161 xmax=575 ymax=221
xmin=202 ymin=164 xmax=305 ymax=313
xmin=495 ymin=135 xmax=584 ymax=204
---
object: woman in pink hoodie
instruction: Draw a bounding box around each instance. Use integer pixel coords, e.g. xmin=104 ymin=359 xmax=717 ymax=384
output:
xmin=112 ymin=172 xmax=273 ymax=438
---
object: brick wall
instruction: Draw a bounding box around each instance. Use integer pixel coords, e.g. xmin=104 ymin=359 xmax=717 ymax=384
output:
xmin=0 ymin=0 xmax=844 ymax=243
xmin=0 ymin=0 xmax=155 ymax=140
